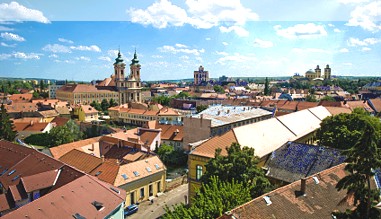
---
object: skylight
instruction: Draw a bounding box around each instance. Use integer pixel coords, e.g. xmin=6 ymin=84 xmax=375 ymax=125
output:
xmin=110 ymin=187 xmax=120 ymax=194
xmin=263 ymin=196 xmax=272 ymax=205
xmin=154 ymin=164 xmax=160 ymax=170
xmin=313 ymin=176 xmax=320 ymax=184
xmin=73 ymin=213 xmax=86 ymax=219
xmin=122 ymin=174 xmax=128 ymax=180
xmin=0 ymin=168 xmax=7 ymax=176
xmin=146 ymin=167 xmax=152 ymax=172
xmin=8 ymin=169 xmax=16 ymax=176
xmin=95 ymin=171 xmax=102 ymax=176
xmin=91 ymin=201 xmax=104 ymax=211
xmin=12 ymin=175 xmax=20 ymax=182
xmin=133 ymin=171 xmax=140 ymax=177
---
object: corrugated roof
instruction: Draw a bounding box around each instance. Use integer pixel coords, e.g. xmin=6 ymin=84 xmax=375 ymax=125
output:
xmin=276 ymin=109 xmax=323 ymax=137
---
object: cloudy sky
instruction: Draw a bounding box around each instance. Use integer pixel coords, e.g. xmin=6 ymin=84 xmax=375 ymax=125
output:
xmin=0 ymin=0 xmax=380 ymax=81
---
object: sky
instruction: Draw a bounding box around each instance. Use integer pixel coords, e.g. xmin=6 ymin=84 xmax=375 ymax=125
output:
xmin=0 ymin=0 xmax=380 ymax=81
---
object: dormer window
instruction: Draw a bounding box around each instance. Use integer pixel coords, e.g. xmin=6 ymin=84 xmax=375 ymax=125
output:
xmin=91 ymin=201 xmax=104 ymax=211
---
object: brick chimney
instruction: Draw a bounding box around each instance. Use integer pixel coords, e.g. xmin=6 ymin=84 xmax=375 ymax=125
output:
xmin=301 ymin=178 xmax=307 ymax=195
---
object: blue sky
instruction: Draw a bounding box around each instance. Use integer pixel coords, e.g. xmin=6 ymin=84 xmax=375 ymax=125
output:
xmin=0 ymin=0 xmax=380 ymax=81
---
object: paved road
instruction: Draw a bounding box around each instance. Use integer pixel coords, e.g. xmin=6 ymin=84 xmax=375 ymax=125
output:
xmin=127 ymin=183 xmax=188 ymax=219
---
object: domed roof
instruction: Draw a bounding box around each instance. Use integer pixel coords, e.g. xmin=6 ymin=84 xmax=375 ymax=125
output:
xmin=306 ymin=69 xmax=315 ymax=74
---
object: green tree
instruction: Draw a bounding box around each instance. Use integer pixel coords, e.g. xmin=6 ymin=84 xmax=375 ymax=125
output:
xmin=152 ymin=95 xmax=172 ymax=106
xmin=264 ymin=77 xmax=270 ymax=95
xmin=316 ymin=108 xmax=381 ymax=150
xmin=156 ymin=143 xmax=174 ymax=164
xmin=39 ymin=79 xmax=44 ymax=91
xmin=49 ymin=120 xmax=83 ymax=146
xmin=90 ymin=100 xmax=102 ymax=111
xmin=334 ymin=121 xmax=381 ymax=219
xmin=109 ymin=98 xmax=118 ymax=107
xmin=24 ymin=133 xmax=52 ymax=147
xmin=196 ymin=104 xmax=208 ymax=113
xmin=201 ymin=143 xmax=272 ymax=198
xmin=306 ymin=94 xmax=318 ymax=102
xmin=321 ymin=95 xmax=336 ymax=102
xmin=163 ymin=176 xmax=252 ymax=219
xmin=0 ymin=103 xmax=16 ymax=141
xmin=213 ymin=85 xmax=224 ymax=94
xmin=101 ymin=99 xmax=110 ymax=111
xmin=176 ymin=92 xmax=190 ymax=99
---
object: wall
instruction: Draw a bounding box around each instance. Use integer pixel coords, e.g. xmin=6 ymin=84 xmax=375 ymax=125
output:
xmin=183 ymin=117 xmax=211 ymax=151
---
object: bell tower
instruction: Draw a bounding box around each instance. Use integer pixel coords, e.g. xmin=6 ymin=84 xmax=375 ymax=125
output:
xmin=324 ymin=64 xmax=331 ymax=80
xmin=114 ymin=50 xmax=126 ymax=89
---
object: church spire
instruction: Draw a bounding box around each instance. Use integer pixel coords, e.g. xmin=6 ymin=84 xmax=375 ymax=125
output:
xmin=131 ymin=49 xmax=139 ymax=65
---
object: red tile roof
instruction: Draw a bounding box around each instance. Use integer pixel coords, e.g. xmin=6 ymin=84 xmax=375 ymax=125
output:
xmin=9 ymin=94 xmax=33 ymax=102
xmin=59 ymin=149 xmax=103 ymax=173
xmin=369 ymin=98 xmax=381 ymax=112
xmin=51 ymin=117 xmax=70 ymax=127
xmin=13 ymin=122 xmax=50 ymax=132
xmin=219 ymin=164 xmax=354 ymax=219
xmin=21 ymin=169 xmax=60 ymax=192
xmin=191 ymin=130 xmax=236 ymax=158
xmin=49 ymin=136 xmax=102 ymax=159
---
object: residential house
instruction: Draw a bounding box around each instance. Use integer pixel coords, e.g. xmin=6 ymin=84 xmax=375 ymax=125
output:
xmin=37 ymin=109 xmax=59 ymax=122
xmin=368 ymin=98 xmax=381 ymax=116
xmin=187 ymin=106 xmax=332 ymax=201
xmin=13 ymin=121 xmax=53 ymax=139
xmin=0 ymin=140 xmax=126 ymax=218
xmin=264 ymin=142 xmax=346 ymax=186
xmin=183 ymin=105 xmax=273 ymax=151
xmin=218 ymin=164 xmax=355 ymax=219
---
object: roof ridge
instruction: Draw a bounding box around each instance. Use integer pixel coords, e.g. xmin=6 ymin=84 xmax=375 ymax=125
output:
xmin=232 ymin=163 xmax=347 ymax=212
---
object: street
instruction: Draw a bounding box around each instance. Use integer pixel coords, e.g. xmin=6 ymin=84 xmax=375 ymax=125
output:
xmin=127 ymin=183 xmax=188 ymax=219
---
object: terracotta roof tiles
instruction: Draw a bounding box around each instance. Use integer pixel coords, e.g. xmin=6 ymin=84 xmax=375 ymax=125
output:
xmin=191 ymin=130 xmax=236 ymax=158
xmin=49 ymin=136 xmax=102 ymax=159
xmin=59 ymin=149 xmax=103 ymax=173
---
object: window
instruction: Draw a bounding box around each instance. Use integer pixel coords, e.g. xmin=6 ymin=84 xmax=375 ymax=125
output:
xmin=149 ymin=184 xmax=153 ymax=196
xmin=7 ymin=169 xmax=16 ymax=176
xmin=157 ymin=181 xmax=161 ymax=193
xmin=122 ymin=174 xmax=128 ymax=180
xmin=91 ymin=201 xmax=104 ymax=211
xmin=133 ymin=171 xmax=140 ymax=177
xmin=146 ymin=167 xmax=152 ymax=173
xmin=140 ymin=188 xmax=144 ymax=198
xmin=154 ymin=164 xmax=160 ymax=170
xmin=196 ymin=165 xmax=203 ymax=180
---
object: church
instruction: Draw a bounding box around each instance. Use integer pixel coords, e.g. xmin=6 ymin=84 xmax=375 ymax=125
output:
xmin=304 ymin=64 xmax=331 ymax=80
xmin=56 ymin=50 xmax=142 ymax=105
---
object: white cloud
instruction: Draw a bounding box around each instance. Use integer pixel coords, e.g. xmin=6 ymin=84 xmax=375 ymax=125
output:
xmin=222 ymin=42 xmax=228 ymax=46
xmin=216 ymin=51 xmax=228 ymax=56
xmin=58 ymin=38 xmax=74 ymax=44
xmin=205 ymin=37 xmax=211 ymax=41
xmin=0 ymin=25 xmax=13 ymax=31
xmin=70 ymin=45 xmax=101 ymax=52
xmin=75 ymin=56 xmax=91 ymax=61
xmin=339 ymin=48 xmax=349 ymax=53
xmin=346 ymin=1 xmax=381 ymax=32
xmin=1 ymin=42 xmax=16 ymax=47
xmin=127 ymin=0 xmax=257 ymax=37
xmin=158 ymin=44 xmax=205 ymax=56
xmin=107 ymin=50 xmax=119 ymax=57
xmin=98 ymin=56 xmax=112 ymax=62
xmin=342 ymin=62 xmax=353 ymax=66
xmin=152 ymin=55 xmax=163 ymax=58
xmin=0 ymin=32 xmax=25 ymax=41
xmin=347 ymin=37 xmax=381 ymax=46
xmin=175 ymin=43 xmax=187 ymax=48
xmin=179 ymin=55 xmax=189 ymax=60
xmin=328 ymin=23 xmax=335 ymax=27
xmin=127 ymin=0 xmax=188 ymax=29
xmin=216 ymin=52 xmax=256 ymax=65
xmin=13 ymin=52 xmax=40 ymax=59
xmin=333 ymin=28 xmax=341 ymax=33
xmin=0 ymin=2 xmax=50 ymax=23
xmin=362 ymin=47 xmax=371 ymax=51
xmin=274 ymin=23 xmax=328 ymax=39
xmin=219 ymin=25 xmax=249 ymax=37
xmin=0 ymin=52 xmax=40 ymax=60
xmin=338 ymin=0 xmax=369 ymax=4
xmin=49 ymin=54 xmax=58 ymax=58
xmin=42 ymin=44 xmax=71 ymax=53
xmin=253 ymin=38 xmax=273 ymax=48
xmin=292 ymin=48 xmax=331 ymax=53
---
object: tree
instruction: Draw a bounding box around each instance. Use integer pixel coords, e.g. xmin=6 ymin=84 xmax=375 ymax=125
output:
xmin=321 ymin=95 xmax=336 ymax=102
xmin=196 ymin=105 xmax=208 ymax=113
xmin=24 ymin=133 xmax=52 ymax=147
xmin=306 ymin=94 xmax=318 ymax=102
xmin=156 ymin=143 xmax=174 ymax=164
xmin=176 ymin=92 xmax=190 ymax=99
xmin=109 ymin=98 xmax=118 ymax=107
xmin=316 ymin=108 xmax=381 ymax=150
xmin=90 ymin=101 xmax=102 ymax=111
xmin=0 ymin=103 xmax=16 ymax=141
xmin=101 ymin=99 xmax=110 ymax=112
xmin=264 ymin=77 xmax=270 ymax=95
xmin=201 ymin=143 xmax=272 ymax=198
xmin=49 ymin=120 xmax=83 ymax=146
xmin=213 ymin=85 xmax=224 ymax=94
xmin=163 ymin=176 xmax=252 ymax=219
xmin=334 ymin=121 xmax=381 ymax=219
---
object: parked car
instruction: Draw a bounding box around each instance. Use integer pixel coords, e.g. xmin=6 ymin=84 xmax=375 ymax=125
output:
xmin=124 ymin=204 xmax=139 ymax=216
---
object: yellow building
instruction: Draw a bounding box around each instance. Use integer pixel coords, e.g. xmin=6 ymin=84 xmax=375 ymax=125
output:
xmin=56 ymin=50 xmax=143 ymax=105
xmin=75 ymin=105 xmax=99 ymax=122
xmin=304 ymin=64 xmax=331 ymax=80
xmin=187 ymin=106 xmax=333 ymax=202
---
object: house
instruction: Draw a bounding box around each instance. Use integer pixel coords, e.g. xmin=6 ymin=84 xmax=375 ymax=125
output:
xmin=0 ymin=140 xmax=126 ymax=218
xmin=218 ymin=164 xmax=355 ymax=219
xmin=74 ymin=105 xmax=99 ymax=122
xmin=368 ymin=98 xmax=381 ymax=116
xmin=264 ymin=142 xmax=346 ymax=185
xmin=9 ymin=94 xmax=33 ymax=103
xmin=13 ymin=121 xmax=53 ymax=139
xmin=37 ymin=109 xmax=59 ymax=122
xmin=183 ymin=105 xmax=273 ymax=151
xmin=187 ymin=106 xmax=332 ymax=201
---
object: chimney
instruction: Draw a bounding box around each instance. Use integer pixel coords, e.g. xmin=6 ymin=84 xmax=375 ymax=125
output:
xmin=301 ymin=178 xmax=307 ymax=195
xmin=101 ymin=155 xmax=105 ymax=162
xmin=30 ymin=120 xmax=34 ymax=126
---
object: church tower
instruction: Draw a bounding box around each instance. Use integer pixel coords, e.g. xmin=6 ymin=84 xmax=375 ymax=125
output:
xmin=324 ymin=64 xmax=331 ymax=80
xmin=315 ymin=65 xmax=321 ymax=78
xmin=113 ymin=50 xmax=142 ymax=104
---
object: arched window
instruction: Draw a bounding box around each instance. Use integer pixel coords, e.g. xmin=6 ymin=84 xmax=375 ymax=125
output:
xmin=196 ymin=165 xmax=203 ymax=180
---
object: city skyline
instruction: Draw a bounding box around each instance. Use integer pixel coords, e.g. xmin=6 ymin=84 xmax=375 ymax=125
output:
xmin=0 ymin=0 xmax=380 ymax=81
